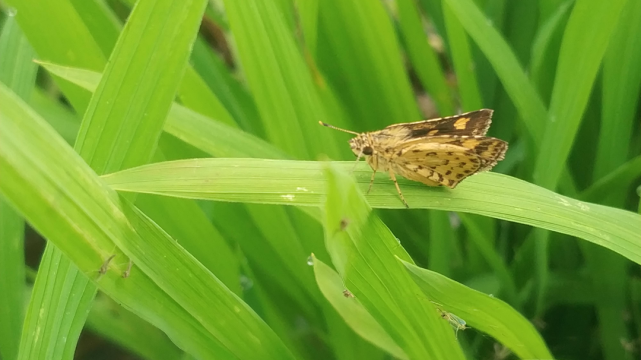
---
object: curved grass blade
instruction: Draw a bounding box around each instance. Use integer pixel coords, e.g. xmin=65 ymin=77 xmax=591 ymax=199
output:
xmin=322 ymin=163 xmax=465 ymax=359
xmin=0 ymin=83 xmax=296 ymax=360
xmin=401 ymin=260 xmax=554 ymax=359
xmin=102 ymin=158 xmax=641 ymax=266
xmin=311 ymin=255 xmax=407 ymax=360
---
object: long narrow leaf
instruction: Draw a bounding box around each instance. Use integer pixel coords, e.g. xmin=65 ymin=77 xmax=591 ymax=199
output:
xmin=102 ymin=158 xmax=641 ymax=266
xmin=0 ymin=83 xmax=296 ymax=359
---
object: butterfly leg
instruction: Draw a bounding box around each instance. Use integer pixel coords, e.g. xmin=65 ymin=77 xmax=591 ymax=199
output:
xmin=367 ymin=169 xmax=377 ymax=194
xmin=388 ymin=171 xmax=409 ymax=208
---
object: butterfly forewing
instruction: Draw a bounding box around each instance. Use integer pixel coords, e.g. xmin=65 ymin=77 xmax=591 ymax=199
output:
xmin=380 ymin=109 xmax=494 ymax=139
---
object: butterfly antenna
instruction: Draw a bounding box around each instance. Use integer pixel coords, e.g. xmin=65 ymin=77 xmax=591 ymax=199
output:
xmin=319 ymin=121 xmax=360 ymax=135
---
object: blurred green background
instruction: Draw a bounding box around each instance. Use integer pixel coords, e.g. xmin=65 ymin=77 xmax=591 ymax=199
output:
xmin=0 ymin=0 xmax=640 ymax=359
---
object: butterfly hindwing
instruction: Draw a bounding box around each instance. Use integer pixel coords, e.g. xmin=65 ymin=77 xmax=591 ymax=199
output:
xmin=392 ymin=142 xmax=483 ymax=188
xmin=400 ymin=135 xmax=508 ymax=172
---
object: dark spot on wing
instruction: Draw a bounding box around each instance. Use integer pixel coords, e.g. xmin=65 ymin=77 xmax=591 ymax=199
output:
xmin=410 ymin=128 xmax=435 ymax=137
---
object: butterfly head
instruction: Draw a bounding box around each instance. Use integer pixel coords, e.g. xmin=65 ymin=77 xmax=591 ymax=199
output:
xmin=349 ymin=135 xmax=374 ymax=158
xmin=318 ymin=121 xmax=374 ymax=158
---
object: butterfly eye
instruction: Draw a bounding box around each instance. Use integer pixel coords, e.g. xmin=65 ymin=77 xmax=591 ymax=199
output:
xmin=362 ymin=146 xmax=373 ymax=155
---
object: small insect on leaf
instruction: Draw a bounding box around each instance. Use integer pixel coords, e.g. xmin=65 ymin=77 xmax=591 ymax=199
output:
xmin=342 ymin=289 xmax=354 ymax=298
xmin=320 ymin=109 xmax=508 ymax=207
xmin=122 ymin=259 xmax=133 ymax=278
xmin=98 ymin=254 xmax=116 ymax=279
xmin=437 ymin=308 xmax=469 ymax=338
xmin=332 ymin=217 xmax=350 ymax=236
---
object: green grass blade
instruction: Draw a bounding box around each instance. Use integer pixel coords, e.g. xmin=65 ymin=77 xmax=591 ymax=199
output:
xmin=5 ymin=0 xmax=106 ymax=111
xmin=31 ymin=62 xmax=245 ymax=296
xmin=581 ymin=155 xmax=641 ymax=203
xmin=0 ymin=83 xmax=296 ymax=359
xmin=0 ymin=198 xmax=24 ymax=360
xmin=189 ymin=38 xmax=264 ymax=135
xmin=397 ymin=0 xmax=455 ymax=115
xmin=457 ymin=213 xmax=518 ymax=305
xmin=442 ymin=0 xmax=549 ymax=142
xmin=18 ymin=249 xmax=97 ymax=360
xmin=529 ymin=1 xmax=572 ymax=100
xmin=595 ymin=0 xmax=641 ymax=184
xmin=28 ymin=89 xmax=79 ymax=144
xmin=136 ymin=194 xmax=242 ymax=295
xmin=74 ymin=0 xmax=208 ymax=174
xmin=68 ymin=0 xmax=120 ymax=55
xmin=102 ymin=158 xmax=641 ymax=265
xmin=0 ymin=16 xmax=37 ymax=99
xmin=427 ymin=210 xmax=455 ymax=276
xmin=533 ymin=0 xmax=627 ymax=189
xmin=224 ymin=0 xmax=342 ymax=159
xmin=178 ymin=67 xmax=238 ymax=128
xmin=37 ymin=61 xmax=326 ymax=320
xmin=86 ymin=295 xmax=183 ymax=360
xmin=166 ymin=104 xmax=290 ymax=159
xmin=316 ymin=0 xmax=420 ymax=128
xmin=294 ymin=0 xmax=319 ymax=55
xmin=581 ymin=2 xmax=641 ymax=359
xmin=401 ymin=260 xmax=553 ymax=359
xmin=17 ymin=0 xmax=211 ymax=358
xmin=442 ymin=3 xmax=483 ymax=110
xmin=311 ymin=255 xmax=408 ymax=360
xmin=0 ymin=15 xmax=33 ymax=360
xmin=322 ymin=163 xmax=465 ymax=359
xmin=35 ymin=62 xmax=287 ymax=160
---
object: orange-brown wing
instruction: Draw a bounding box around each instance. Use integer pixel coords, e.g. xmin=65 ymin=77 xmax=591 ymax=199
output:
xmin=378 ymin=109 xmax=493 ymax=139
xmin=399 ymin=135 xmax=507 ymax=172
xmin=392 ymin=142 xmax=484 ymax=188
